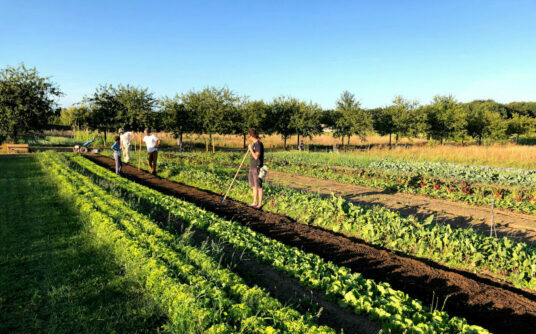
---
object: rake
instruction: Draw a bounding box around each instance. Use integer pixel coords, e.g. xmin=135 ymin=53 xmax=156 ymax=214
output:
xmin=220 ymin=150 xmax=249 ymax=204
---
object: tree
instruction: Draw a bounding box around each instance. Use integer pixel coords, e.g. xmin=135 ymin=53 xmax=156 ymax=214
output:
xmin=391 ymin=96 xmax=421 ymax=142
xmin=334 ymin=91 xmax=372 ymax=147
xmin=425 ymin=95 xmax=466 ymax=143
xmin=161 ymin=95 xmax=195 ymax=148
xmin=0 ymin=64 xmax=62 ymax=143
xmin=59 ymin=105 xmax=90 ymax=129
xmin=292 ymin=101 xmax=322 ymax=147
xmin=114 ymin=84 xmax=157 ymax=131
xmin=84 ymin=84 xmax=122 ymax=143
xmin=507 ymin=114 xmax=534 ymax=142
xmin=267 ymin=96 xmax=301 ymax=150
xmin=182 ymin=87 xmax=239 ymax=152
xmin=240 ymin=99 xmax=268 ymax=148
xmin=371 ymin=107 xmax=396 ymax=146
xmin=465 ymin=101 xmax=508 ymax=144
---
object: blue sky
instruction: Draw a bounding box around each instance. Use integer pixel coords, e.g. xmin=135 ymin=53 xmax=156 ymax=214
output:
xmin=1 ymin=0 xmax=535 ymax=109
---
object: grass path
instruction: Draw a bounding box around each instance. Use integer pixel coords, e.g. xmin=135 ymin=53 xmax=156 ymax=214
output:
xmin=0 ymin=155 xmax=165 ymax=334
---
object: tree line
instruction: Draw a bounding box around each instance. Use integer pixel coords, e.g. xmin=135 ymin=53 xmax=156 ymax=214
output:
xmin=2 ymin=64 xmax=536 ymax=149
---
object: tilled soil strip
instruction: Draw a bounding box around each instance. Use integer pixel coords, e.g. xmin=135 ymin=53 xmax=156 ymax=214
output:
xmin=85 ymin=154 xmax=536 ymax=334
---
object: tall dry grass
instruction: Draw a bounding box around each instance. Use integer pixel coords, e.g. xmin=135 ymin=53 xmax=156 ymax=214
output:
xmin=362 ymin=144 xmax=536 ymax=169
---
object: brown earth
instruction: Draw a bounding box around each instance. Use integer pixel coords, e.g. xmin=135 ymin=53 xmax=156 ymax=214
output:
xmin=84 ymin=154 xmax=536 ymax=334
xmin=267 ymin=170 xmax=536 ymax=246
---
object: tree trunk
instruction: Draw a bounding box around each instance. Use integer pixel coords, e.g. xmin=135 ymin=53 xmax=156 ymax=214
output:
xmin=205 ymin=134 xmax=209 ymax=152
xmin=517 ymin=133 xmax=520 ymax=142
xmin=210 ymin=133 xmax=215 ymax=153
xmin=389 ymin=133 xmax=392 ymax=148
xmin=297 ymin=133 xmax=300 ymax=149
xmin=340 ymin=135 xmax=344 ymax=146
xmin=347 ymin=135 xmax=350 ymax=147
xmin=243 ymin=133 xmax=247 ymax=149
xmin=284 ymin=136 xmax=287 ymax=150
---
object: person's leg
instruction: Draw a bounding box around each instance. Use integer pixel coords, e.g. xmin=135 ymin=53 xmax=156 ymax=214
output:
xmin=123 ymin=145 xmax=130 ymax=163
xmin=118 ymin=154 xmax=122 ymax=174
xmin=248 ymin=169 xmax=257 ymax=206
xmin=152 ymin=151 xmax=158 ymax=174
xmin=114 ymin=153 xmax=120 ymax=175
xmin=147 ymin=153 xmax=153 ymax=173
xmin=252 ymin=186 xmax=258 ymax=206
xmin=257 ymin=187 xmax=263 ymax=208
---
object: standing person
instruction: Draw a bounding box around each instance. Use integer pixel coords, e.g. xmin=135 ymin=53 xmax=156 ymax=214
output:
xmin=143 ymin=128 xmax=160 ymax=175
xmin=247 ymin=128 xmax=264 ymax=209
xmin=119 ymin=128 xmax=131 ymax=163
xmin=111 ymin=135 xmax=122 ymax=175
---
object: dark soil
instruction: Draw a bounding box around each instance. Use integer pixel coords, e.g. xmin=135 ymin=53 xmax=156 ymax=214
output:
xmin=85 ymin=154 xmax=536 ymax=334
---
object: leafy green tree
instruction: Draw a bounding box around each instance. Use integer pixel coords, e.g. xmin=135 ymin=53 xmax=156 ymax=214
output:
xmin=84 ymin=84 xmax=122 ymax=143
xmin=59 ymin=105 xmax=90 ymax=129
xmin=507 ymin=113 xmax=534 ymax=142
xmin=292 ymin=101 xmax=322 ymax=147
xmin=182 ymin=87 xmax=239 ymax=152
xmin=114 ymin=84 xmax=157 ymax=131
xmin=161 ymin=95 xmax=195 ymax=148
xmin=267 ymin=96 xmax=301 ymax=150
xmin=240 ymin=99 xmax=268 ymax=148
xmin=0 ymin=64 xmax=62 ymax=143
xmin=391 ymin=96 xmax=421 ymax=142
xmin=507 ymin=102 xmax=536 ymax=118
xmin=425 ymin=95 xmax=466 ymax=143
xmin=371 ymin=107 xmax=395 ymax=146
xmin=465 ymin=101 xmax=508 ymax=144
xmin=334 ymin=91 xmax=372 ymax=147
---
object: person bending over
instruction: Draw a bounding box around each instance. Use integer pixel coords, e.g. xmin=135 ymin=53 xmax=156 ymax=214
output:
xmin=247 ymin=128 xmax=264 ymax=209
xmin=143 ymin=128 xmax=160 ymax=175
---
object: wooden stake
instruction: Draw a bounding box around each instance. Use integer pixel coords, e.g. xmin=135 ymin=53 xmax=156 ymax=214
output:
xmin=138 ymin=132 xmax=142 ymax=171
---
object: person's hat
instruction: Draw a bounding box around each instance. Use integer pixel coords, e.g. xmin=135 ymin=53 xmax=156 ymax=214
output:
xmin=118 ymin=128 xmax=124 ymax=133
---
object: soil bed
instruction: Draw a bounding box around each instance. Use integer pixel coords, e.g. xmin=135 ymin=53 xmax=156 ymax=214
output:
xmin=85 ymin=153 xmax=536 ymax=334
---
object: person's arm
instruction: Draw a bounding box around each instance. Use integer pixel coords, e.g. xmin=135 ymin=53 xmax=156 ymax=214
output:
xmin=248 ymin=143 xmax=261 ymax=160
xmin=156 ymin=139 xmax=161 ymax=148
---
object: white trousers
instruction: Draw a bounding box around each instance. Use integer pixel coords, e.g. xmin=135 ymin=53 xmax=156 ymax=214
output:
xmin=122 ymin=145 xmax=130 ymax=163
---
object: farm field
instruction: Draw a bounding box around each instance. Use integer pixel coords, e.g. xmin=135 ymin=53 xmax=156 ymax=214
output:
xmin=3 ymin=150 xmax=536 ymax=333
xmin=79 ymin=151 xmax=536 ymax=333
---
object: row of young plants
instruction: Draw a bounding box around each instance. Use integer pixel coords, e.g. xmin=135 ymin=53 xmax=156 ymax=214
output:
xmin=154 ymin=151 xmax=536 ymax=215
xmin=268 ymin=151 xmax=536 ymax=188
xmin=68 ymin=152 xmax=490 ymax=333
xmin=122 ymin=153 xmax=536 ymax=292
xmin=41 ymin=152 xmax=335 ymax=334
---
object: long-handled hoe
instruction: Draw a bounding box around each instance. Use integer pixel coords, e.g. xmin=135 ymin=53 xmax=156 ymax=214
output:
xmin=220 ymin=150 xmax=249 ymax=204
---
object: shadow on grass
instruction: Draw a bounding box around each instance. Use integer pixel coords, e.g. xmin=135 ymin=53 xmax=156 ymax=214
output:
xmin=0 ymin=155 xmax=166 ymax=334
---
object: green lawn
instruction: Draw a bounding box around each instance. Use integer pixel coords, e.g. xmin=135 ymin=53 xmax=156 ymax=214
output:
xmin=0 ymin=155 xmax=166 ymax=333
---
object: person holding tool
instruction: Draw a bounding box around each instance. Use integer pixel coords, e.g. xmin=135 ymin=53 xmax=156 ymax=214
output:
xmin=142 ymin=128 xmax=160 ymax=175
xmin=248 ymin=128 xmax=264 ymax=209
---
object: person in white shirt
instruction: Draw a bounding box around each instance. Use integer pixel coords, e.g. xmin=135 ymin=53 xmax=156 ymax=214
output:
xmin=142 ymin=128 xmax=161 ymax=175
xmin=119 ymin=128 xmax=131 ymax=163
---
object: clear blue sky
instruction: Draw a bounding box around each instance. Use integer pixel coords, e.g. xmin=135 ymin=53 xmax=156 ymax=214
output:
xmin=1 ymin=0 xmax=535 ymax=109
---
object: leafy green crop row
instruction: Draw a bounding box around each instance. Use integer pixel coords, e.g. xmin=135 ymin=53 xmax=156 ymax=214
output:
xmin=41 ymin=152 xmax=335 ymax=334
xmin=126 ymin=153 xmax=536 ymax=292
xmin=156 ymin=151 xmax=536 ymax=215
xmin=68 ymin=153 xmax=489 ymax=333
xmin=268 ymin=152 xmax=536 ymax=188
